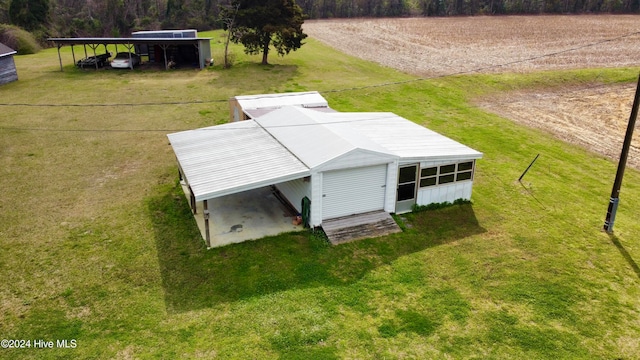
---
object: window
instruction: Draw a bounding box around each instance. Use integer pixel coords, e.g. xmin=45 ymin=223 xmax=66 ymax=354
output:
xmin=439 ymin=174 xmax=455 ymax=184
xmin=419 ymin=167 xmax=437 ymax=187
xmin=440 ymin=164 xmax=455 ymax=174
xmin=457 ymin=161 xmax=473 ymax=181
xmin=420 ymin=177 xmax=437 ymax=187
xmin=456 ymin=172 xmax=472 ymax=181
xmin=419 ymin=161 xmax=475 ymax=188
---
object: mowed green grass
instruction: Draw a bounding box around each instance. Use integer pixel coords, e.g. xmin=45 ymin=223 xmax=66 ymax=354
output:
xmin=1 ymin=30 xmax=639 ymax=359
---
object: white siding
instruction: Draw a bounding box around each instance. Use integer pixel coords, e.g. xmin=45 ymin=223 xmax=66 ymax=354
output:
xmin=417 ymin=181 xmax=473 ymax=205
xmin=322 ymin=165 xmax=387 ymax=220
xmin=310 ymin=172 xmax=323 ymax=227
xmin=317 ymin=150 xmax=395 ymax=172
xmin=419 ymin=160 xmax=456 ymax=168
xmin=384 ymin=162 xmax=398 ymax=213
xmin=275 ymin=178 xmax=311 ymax=212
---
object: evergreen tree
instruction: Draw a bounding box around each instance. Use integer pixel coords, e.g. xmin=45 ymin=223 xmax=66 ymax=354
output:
xmin=224 ymin=0 xmax=307 ymax=65
xmin=8 ymin=0 xmax=49 ymax=31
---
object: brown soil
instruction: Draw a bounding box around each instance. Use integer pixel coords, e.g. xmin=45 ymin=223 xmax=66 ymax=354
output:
xmin=476 ymin=84 xmax=640 ymax=170
xmin=304 ymin=15 xmax=640 ymax=77
xmin=304 ymin=15 xmax=640 ymax=169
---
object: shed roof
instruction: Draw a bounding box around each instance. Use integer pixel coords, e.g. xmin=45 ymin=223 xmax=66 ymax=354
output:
xmin=232 ymin=91 xmax=329 ymax=111
xmin=0 ymin=43 xmax=16 ymax=57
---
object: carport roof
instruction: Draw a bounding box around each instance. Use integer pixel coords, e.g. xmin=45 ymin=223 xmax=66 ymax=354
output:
xmin=47 ymin=37 xmax=211 ymax=46
xmin=167 ymin=120 xmax=310 ymax=201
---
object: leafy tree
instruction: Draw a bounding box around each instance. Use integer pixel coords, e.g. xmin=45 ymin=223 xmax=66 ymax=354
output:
xmin=8 ymin=0 xmax=49 ymax=31
xmin=224 ymin=0 xmax=307 ymax=65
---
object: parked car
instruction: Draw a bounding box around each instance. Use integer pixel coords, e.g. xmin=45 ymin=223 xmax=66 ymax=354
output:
xmin=76 ymin=52 xmax=111 ymax=69
xmin=110 ymin=52 xmax=141 ymax=69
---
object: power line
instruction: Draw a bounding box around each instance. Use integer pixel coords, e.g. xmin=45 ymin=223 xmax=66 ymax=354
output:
xmin=0 ymin=100 xmax=225 ymax=107
xmin=0 ymin=29 xmax=638 ymax=133
xmin=0 ymin=115 xmax=401 ymax=133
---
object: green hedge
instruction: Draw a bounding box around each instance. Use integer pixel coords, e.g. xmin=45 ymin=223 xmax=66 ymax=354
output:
xmin=0 ymin=24 xmax=41 ymax=55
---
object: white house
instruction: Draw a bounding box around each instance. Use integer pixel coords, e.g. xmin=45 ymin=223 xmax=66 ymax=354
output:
xmin=168 ymin=103 xmax=482 ymax=248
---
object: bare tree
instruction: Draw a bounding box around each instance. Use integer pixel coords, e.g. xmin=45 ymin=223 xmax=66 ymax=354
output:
xmin=219 ymin=2 xmax=239 ymax=68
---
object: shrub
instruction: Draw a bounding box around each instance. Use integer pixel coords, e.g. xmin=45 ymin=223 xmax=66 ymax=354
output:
xmin=411 ymin=198 xmax=472 ymax=213
xmin=0 ymin=24 xmax=41 ymax=54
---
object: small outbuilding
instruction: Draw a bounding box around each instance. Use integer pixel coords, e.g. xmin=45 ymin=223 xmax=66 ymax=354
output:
xmin=0 ymin=43 xmax=18 ymax=85
xmin=229 ymin=91 xmax=334 ymax=122
xmin=168 ymin=100 xmax=483 ymax=248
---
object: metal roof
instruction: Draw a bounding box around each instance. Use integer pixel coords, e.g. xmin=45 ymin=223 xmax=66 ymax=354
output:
xmin=47 ymin=37 xmax=211 ymax=46
xmin=319 ymin=112 xmax=484 ymax=161
xmin=243 ymin=106 xmax=337 ymax=119
xmin=168 ymin=106 xmax=483 ymax=201
xmin=0 ymin=43 xmax=16 ymax=57
xmin=233 ymin=91 xmax=329 ymax=111
xmin=256 ymin=106 xmax=396 ymax=169
xmin=167 ymin=120 xmax=309 ymax=201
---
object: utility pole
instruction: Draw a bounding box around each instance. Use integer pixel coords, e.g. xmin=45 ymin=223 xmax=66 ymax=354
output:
xmin=603 ymin=73 xmax=640 ymax=233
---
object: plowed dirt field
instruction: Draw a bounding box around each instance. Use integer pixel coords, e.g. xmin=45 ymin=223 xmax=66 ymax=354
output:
xmin=305 ymin=15 xmax=640 ymax=168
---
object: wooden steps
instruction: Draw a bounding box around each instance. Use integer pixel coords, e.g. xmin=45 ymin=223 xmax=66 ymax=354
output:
xmin=322 ymin=211 xmax=402 ymax=245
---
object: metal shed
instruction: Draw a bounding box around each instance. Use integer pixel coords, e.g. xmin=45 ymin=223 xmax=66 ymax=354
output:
xmin=168 ymin=104 xmax=483 ymax=248
xmin=0 ymin=43 xmax=18 ymax=85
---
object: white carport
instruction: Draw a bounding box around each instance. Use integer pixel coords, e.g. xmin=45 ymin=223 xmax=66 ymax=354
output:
xmin=168 ymin=105 xmax=483 ymax=248
xmin=167 ymin=120 xmax=310 ymax=248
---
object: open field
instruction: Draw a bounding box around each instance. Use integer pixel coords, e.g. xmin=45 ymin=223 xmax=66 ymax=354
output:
xmin=1 ymin=26 xmax=640 ymax=359
xmin=306 ymin=15 xmax=640 ymax=172
xmin=477 ymin=82 xmax=640 ymax=170
xmin=304 ymin=15 xmax=640 ymax=77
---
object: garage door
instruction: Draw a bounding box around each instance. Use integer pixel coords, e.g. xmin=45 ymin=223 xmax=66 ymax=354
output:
xmin=322 ymin=165 xmax=387 ymax=220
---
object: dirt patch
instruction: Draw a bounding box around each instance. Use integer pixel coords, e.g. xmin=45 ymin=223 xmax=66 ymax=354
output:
xmin=475 ymin=84 xmax=640 ymax=170
xmin=304 ymin=15 xmax=640 ymax=77
xmin=304 ymin=15 xmax=640 ymax=169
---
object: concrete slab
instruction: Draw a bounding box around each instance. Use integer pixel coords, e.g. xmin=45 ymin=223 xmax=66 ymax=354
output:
xmin=180 ymin=184 xmax=302 ymax=248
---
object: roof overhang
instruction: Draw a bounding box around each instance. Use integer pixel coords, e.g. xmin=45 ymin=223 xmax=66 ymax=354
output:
xmin=167 ymin=121 xmax=310 ymax=202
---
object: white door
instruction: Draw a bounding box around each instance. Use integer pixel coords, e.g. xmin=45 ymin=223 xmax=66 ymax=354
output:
xmin=322 ymin=165 xmax=387 ymax=220
xmin=395 ymin=164 xmax=418 ymax=214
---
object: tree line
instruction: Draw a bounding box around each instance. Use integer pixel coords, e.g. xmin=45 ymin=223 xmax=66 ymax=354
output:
xmin=298 ymin=0 xmax=639 ymax=17
xmin=0 ymin=0 xmax=638 ymax=40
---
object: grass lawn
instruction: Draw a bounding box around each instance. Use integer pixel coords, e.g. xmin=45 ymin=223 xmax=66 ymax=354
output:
xmin=1 ymin=31 xmax=639 ymax=359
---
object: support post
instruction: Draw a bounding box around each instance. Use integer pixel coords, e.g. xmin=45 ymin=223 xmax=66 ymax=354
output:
xmin=203 ymin=200 xmax=211 ymax=248
xmin=604 ymin=73 xmax=640 ymax=233
xmin=57 ymin=44 xmax=63 ymax=71
xmin=188 ymin=186 xmax=196 ymax=214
